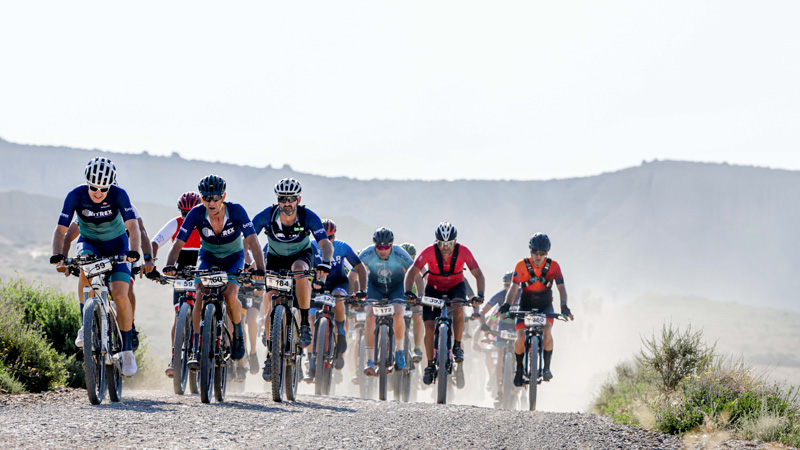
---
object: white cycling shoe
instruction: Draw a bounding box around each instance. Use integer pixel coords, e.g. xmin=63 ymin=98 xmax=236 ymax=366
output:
xmin=74 ymin=327 xmax=84 ymax=349
xmin=121 ymin=351 xmax=138 ymax=377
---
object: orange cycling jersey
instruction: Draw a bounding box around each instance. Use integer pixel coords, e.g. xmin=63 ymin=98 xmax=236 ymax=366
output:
xmin=512 ymin=258 xmax=564 ymax=293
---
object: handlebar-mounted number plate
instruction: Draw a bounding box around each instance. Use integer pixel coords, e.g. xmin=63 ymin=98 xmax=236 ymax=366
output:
xmin=499 ymin=330 xmax=517 ymax=341
xmin=265 ymin=275 xmax=293 ymax=292
xmin=173 ymin=279 xmax=195 ymax=292
xmin=524 ymin=314 xmax=547 ymax=327
xmin=355 ymin=312 xmax=367 ymax=323
xmin=420 ymin=296 xmax=445 ymax=309
xmin=82 ymin=258 xmax=113 ymax=278
xmin=199 ymin=272 xmax=228 ymax=288
xmin=372 ymin=305 xmax=394 ymax=317
xmin=315 ymin=294 xmax=336 ymax=307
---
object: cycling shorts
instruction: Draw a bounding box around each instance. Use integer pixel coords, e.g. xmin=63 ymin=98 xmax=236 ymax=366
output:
xmin=197 ymin=250 xmax=245 ymax=287
xmin=265 ymin=248 xmax=315 ymax=273
xmin=515 ymin=302 xmax=555 ymax=331
xmin=422 ymin=281 xmax=467 ymax=322
xmin=76 ymin=234 xmax=131 ymax=284
xmin=176 ymin=249 xmax=199 ymax=269
xmin=366 ymin=282 xmax=405 ymax=304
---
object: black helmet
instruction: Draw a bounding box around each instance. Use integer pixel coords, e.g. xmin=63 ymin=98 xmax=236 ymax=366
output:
xmin=502 ymin=271 xmax=513 ymax=283
xmin=400 ymin=242 xmax=417 ymax=257
xmin=198 ymin=174 xmax=226 ymax=196
xmin=528 ymin=233 xmax=551 ymax=252
xmin=435 ymin=221 xmax=457 ymax=241
xmin=373 ymin=227 xmax=394 ymax=246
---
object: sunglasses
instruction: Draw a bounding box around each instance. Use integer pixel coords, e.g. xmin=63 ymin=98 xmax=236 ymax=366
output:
xmin=375 ymin=244 xmax=392 ymax=251
xmin=202 ymin=194 xmax=223 ymax=202
xmin=437 ymin=240 xmax=455 ymax=248
xmin=278 ymin=196 xmax=298 ymax=203
xmin=531 ymin=250 xmax=548 ymax=256
xmin=87 ymin=184 xmax=109 ymax=193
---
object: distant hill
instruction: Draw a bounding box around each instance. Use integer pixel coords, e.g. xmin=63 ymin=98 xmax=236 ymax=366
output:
xmin=2 ymin=137 xmax=799 ymax=310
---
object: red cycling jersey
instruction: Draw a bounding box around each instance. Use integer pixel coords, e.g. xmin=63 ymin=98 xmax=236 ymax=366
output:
xmin=512 ymin=258 xmax=564 ymax=292
xmin=413 ymin=243 xmax=479 ymax=292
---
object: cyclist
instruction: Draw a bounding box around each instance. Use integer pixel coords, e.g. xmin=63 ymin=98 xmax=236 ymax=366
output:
xmin=478 ymin=270 xmax=519 ymax=404
xmin=307 ymin=219 xmax=367 ymax=378
xmin=359 ymin=228 xmax=422 ymax=375
xmin=249 ymin=178 xmax=333 ymax=380
xmin=162 ymin=175 xmax=266 ymax=367
xmin=400 ymin=242 xmax=425 ymax=363
xmin=50 ymin=157 xmax=141 ymax=377
xmin=403 ymin=221 xmax=486 ymax=385
xmin=497 ymin=233 xmax=574 ymax=386
xmin=150 ymin=191 xmax=203 ymax=377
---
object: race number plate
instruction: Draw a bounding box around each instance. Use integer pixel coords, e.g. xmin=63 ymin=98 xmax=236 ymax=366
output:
xmin=265 ymin=275 xmax=293 ymax=292
xmin=404 ymin=310 xmax=413 ymax=318
xmin=372 ymin=305 xmax=394 ymax=317
xmin=244 ymin=297 xmax=253 ymax=309
xmin=199 ymin=272 xmax=228 ymax=288
xmin=355 ymin=312 xmax=367 ymax=323
xmin=82 ymin=258 xmax=113 ymax=277
xmin=524 ymin=314 xmax=547 ymax=327
xmin=420 ymin=296 xmax=445 ymax=308
xmin=315 ymin=294 xmax=336 ymax=307
xmin=173 ymin=279 xmax=195 ymax=292
xmin=499 ymin=330 xmax=517 ymax=341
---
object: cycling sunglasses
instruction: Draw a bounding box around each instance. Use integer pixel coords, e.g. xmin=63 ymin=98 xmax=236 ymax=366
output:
xmin=278 ymin=195 xmax=298 ymax=203
xmin=202 ymin=194 xmax=223 ymax=202
xmin=375 ymin=244 xmax=392 ymax=251
xmin=531 ymin=250 xmax=548 ymax=256
xmin=87 ymin=184 xmax=109 ymax=193
xmin=436 ymin=240 xmax=456 ymax=248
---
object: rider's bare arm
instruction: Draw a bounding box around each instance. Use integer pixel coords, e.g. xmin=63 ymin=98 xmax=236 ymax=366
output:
xmin=471 ymin=267 xmax=486 ymax=296
xmin=244 ymin=234 xmax=266 ymax=271
xmin=404 ymin=265 xmax=422 ymax=292
xmin=125 ymin=218 xmax=141 ymax=256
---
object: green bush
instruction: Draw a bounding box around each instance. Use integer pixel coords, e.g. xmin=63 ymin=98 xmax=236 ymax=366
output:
xmin=591 ymin=360 xmax=656 ymax=426
xmin=0 ymin=360 xmax=25 ymax=394
xmin=638 ymin=323 xmax=715 ymax=393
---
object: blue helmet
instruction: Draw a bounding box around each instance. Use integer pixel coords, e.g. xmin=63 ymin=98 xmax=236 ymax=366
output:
xmin=528 ymin=233 xmax=551 ymax=252
xmin=198 ymin=174 xmax=226 ymax=196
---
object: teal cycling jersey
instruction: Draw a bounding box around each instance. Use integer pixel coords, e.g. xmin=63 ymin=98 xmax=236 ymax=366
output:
xmin=358 ymin=245 xmax=414 ymax=292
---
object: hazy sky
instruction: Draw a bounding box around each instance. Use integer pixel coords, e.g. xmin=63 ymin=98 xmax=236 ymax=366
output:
xmin=1 ymin=1 xmax=798 ymax=180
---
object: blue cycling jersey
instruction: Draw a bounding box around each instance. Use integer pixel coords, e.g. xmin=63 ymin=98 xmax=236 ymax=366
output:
xmin=359 ymin=245 xmax=414 ymax=293
xmin=58 ymin=185 xmax=137 ymax=241
xmin=311 ymin=240 xmax=361 ymax=284
xmin=487 ymin=288 xmax=520 ymax=308
xmin=251 ymin=205 xmax=327 ymax=257
xmin=177 ymin=202 xmax=255 ymax=259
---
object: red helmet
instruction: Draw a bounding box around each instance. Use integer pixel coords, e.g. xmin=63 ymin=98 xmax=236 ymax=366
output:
xmin=322 ymin=219 xmax=336 ymax=236
xmin=178 ymin=191 xmax=201 ymax=211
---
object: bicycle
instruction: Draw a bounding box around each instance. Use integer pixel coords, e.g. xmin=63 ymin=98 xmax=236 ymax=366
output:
xmin=150 ymin=267 xmax=199 ymax=395
xmin=419 ymin=295 xmax=474 ymax=405
xmin=265 ymin=269 xmax=309 ymax=402
xmin=63 ymin=255 xmax=128 ymax=405
xmin=364 ymin=298 xmax=407 ymax=401
xmin=507 ymin=306 xmax=567 ymax=411
xmin=350 ymin=304 xmax=374 ymax=399
xmin=310 ymin=291 xmax=356 ymax=396
xmin=486 ymin=328 xmax=524 ymax=410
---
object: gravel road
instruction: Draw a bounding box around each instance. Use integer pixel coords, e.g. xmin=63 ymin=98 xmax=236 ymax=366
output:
xmin=0 ymin=388 xmax=788 ymax=450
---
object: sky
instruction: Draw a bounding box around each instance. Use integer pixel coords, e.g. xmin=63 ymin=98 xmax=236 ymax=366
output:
xmin=1 ymin=1 xmax=798 ymax=181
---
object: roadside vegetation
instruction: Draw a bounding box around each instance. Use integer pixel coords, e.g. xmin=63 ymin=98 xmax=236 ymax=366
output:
xmin=591 ymin=323 xmax=800 ymax=447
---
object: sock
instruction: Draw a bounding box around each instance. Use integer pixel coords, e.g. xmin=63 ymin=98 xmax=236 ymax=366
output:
xmin=454 ymin=340 xmax=461 ymax=349
xmin=234 ymin=322 xmax=243 ymax=339
xmin=515 ymin=352 xmax=524 ymax=372
xmin=300 ymin=308 xmax=309 ymax=326
xmin=543 ymin=350 xmax=553 ymax=370
xmin=79 ymin=303 xmax=84 ymax=322
xmin=121 ymin=329 xmax=133 ymax=351
xmin=336 ymin=320 xmax=346 ymax=335
xmin=365 ymin=347 xmax=373 ymax=362
xmin=193 ymin=333 xmax=200 ymax=353
xmin=396 ymin=336 xmax=404 ymax=352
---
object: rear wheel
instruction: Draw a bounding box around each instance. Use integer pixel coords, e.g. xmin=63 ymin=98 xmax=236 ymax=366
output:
xmin=315 ymin=317 xmax=329 ymax=396
xmin=82 ymin=299 xmax=107 ymax=405
xmin=270 ymin=305 xmax=286 ymax=402
xmin=214 ymin=320 xmax=229 ymax=402
xmin=200 ymin=304 xmax=217 ymax=404
xmin=401 ymin=330 xmax=412 ymax=403
xmin=173 ymin=303 xmax=192 ymax=395
xmin=502 ymin=350 xmax=514 ymax=409
xmin=322 ymin=332 xmax=334 ymax=395
xmin=357 ymin=332 xmax=369 ymax=399
xmin=528 ymin=337 xmax=539 ymax=411
xmin=378 ymin=325 xmax=389 ymax=401
xmin=436 ymin=323 xmax=449 ymax=404
xmin=107 ymin=317 xmax=122 ymax=403
xmin=285 ymin=314 xmax=300 ymax=401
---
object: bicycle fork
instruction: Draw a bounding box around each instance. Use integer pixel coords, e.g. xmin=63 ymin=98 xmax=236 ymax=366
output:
xmin=432 ymin=321 xmax=453 ymax=377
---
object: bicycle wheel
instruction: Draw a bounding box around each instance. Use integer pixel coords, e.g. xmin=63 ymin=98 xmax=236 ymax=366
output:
xmin=214 ymin=321 xmax=229 ymax=402
xmin=315 ymin=317 xmax=329 ymax=396
xmin=107 ymin=316 xmax=122 ymax=403
xmin=270 ymin=305 xmax=286 ymax=402
xmin=528 ymin=337 xmax=539 ymax=411
xmin=502 ymin=350 xmax=514 ymax=410
xmin=357 ymin=332 xmax=368 ymax=399
xmin=436 ymin=323 xmax=449 ymax=404
xmin=378 ymin=325 xmax=389 ymax=401
xmin=200 ymin=303 xmax=217 ymax=404
xmin=189 ymin=371 xmax=199 ymax=394
xmin=82 ymin=298 xmax=107 ymax=405
xmin=322 ymin=331 xmax=334 ymax=396
xmin=401 ymin=330 xmax=412 ymax=403
xmin=173 ymin=302 xmax=192 ymax=395
xmin=285 ymin=314 xmax=300 ymax=401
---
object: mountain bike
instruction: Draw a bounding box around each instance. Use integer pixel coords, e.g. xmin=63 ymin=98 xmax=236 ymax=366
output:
xmin=365 ymin=298 xmax=407 ymax=401
xmin=310 ymin=291 xmax=355 ymax=396
xmin=419 ymin=295 xmax=474 ymax=404
xmin=508 ymin=306 xmax=567 ymax=411
xmin=150 ymin=267 xmax=198 ymax=395
xmin=351 ymin=305 xmax=374 ymax=399
xmin=266 ymin=269 xmax=308 ymax=402
xmin=487 ymin=328 xmax=524 ymax=410
xmin=63 ymin=255 xmax=128 ymax=405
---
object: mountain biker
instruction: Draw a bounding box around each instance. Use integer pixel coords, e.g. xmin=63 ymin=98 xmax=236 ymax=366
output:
xmin=477 ymin=270 xmax=520 ymax=404
xmin=249 ymin=178 xmax=333 ymax=380
xmin=497 ymin=233 xmax=574 ymax=386
xmin=149 ymin=191 xmax=203 ymax=377
xmin=403 ymin=221 xmax=486 ymax=385
xmin=359 ymin=228 xmax=422 ymax=375
xmin=307 ymin=219 xmax=368 ymax=378
xmin=162 ymin=175 xmax=266 ymax=367
xmin=400 ymin=242 xmax=425 ymax=363
xmin=50 ymin=157 xmax=141 ymax=377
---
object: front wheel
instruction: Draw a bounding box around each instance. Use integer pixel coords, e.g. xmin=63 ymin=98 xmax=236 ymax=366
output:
xmin=528 ymin=337 xmax=540 ymax=411
xmin=285 ymin=313 xmax=301 ymax=401
xmin=107 ymin=316 xmax=122 ymax=403
xmin=173 ymin=303 xmax=192 ymax=395
xmin=315 ymin=317 xmax=329 ymax=396
xmin=82 ymin=299 xmax=107 ymax=405
xmin=200 ymin=304 xmax=217 ymax=404
xmin=436 ymin=323 xmax=449 ymax=404
xmin=377 ymin=325 xmax=389 ymax=401
xmin=502 ymin=350 xmax=514 ymax=410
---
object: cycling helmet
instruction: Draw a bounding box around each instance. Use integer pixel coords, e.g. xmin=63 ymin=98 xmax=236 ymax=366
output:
xmin=373 ymin=227 xmax=394 ymax=246
xmin=502 ymin=271 xmax=513 ymax=283
xmin=400 ymin=242 xmax=417 ymax=257
xmin=528 ymin=233 xmax=551 ymax=252
xmin=274 ymin=177 xmax=302 ymax=196
xmin=322 ymin=219 xmax=337 ymax=236
xmin=84 ymin=157 xmax=116 ymax=187
xmin=178 ymin=191 xmax=202 ymax=211
xmin=198 ymin=174 xmax=226 ymax=196
xmin=434 ymin=221 xmax=457 ymax=241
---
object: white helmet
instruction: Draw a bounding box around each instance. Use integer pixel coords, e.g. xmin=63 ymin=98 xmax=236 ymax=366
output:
xmin=84 ymin=157 xmax=116 ymax=187
xmin=435 ymin=221 xmax=457 ymax=241
xmin=274 ymin=177 xmax=302 ymax=196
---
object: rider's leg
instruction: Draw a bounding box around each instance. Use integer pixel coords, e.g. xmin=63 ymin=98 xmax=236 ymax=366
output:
xmin=365 ymin=306 xmax=376 ymax=348
xmin=263 ymin=290 xmax=274 ymax=337
xmin=223 ymin=282 xmax=242 ymax=325
xmin=393 ymin=304 xmax=406 ymax=350
xmin=413 ymin=308 xmax=423 ymax=349
xmin=452 ymin=304 xmax=465 ymax=344
xmin=424 ymin=319 xmax=435 ymax=362
xmin=246 ymin=307 xmax=259 ymax=354
xmin=77 ymin=271 xmax=89 ymax=319
xmin=542 ymin=322 xmax=554 ymax=372
xmin=109 ymin=280 xmax=133 ymax=346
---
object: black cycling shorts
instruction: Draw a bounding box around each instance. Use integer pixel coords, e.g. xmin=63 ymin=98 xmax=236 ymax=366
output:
xmin=266 ymin=248 xmax=315 ymax=274
xmin=422 ymin=281 xmax=467 ymax=322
